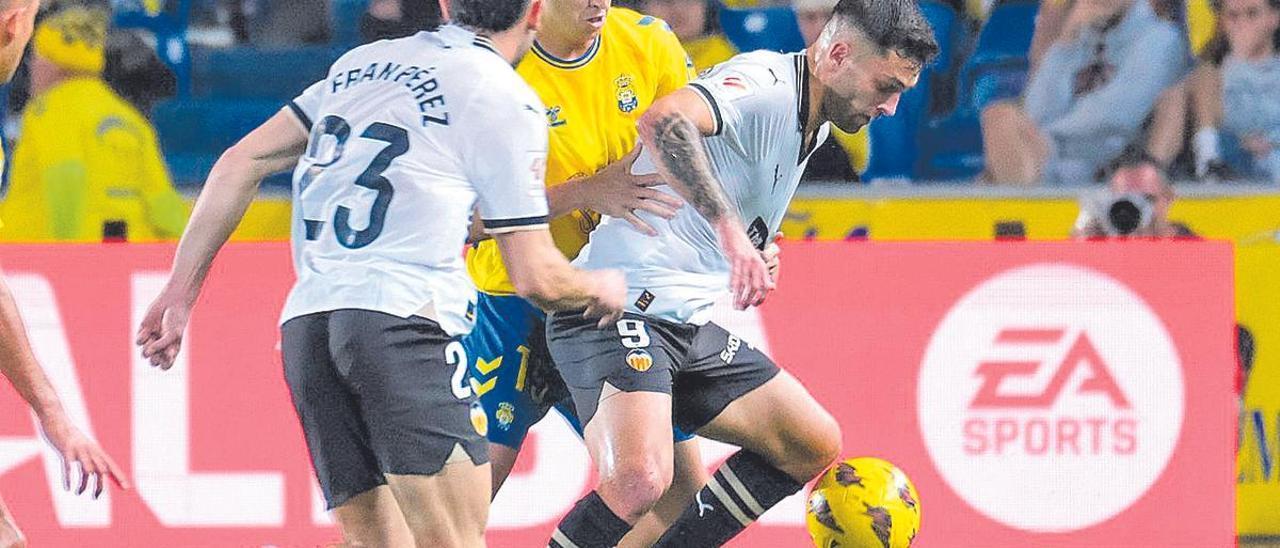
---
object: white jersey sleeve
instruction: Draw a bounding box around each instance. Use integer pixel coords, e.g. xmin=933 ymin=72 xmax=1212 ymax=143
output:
xmin=286 ymin=80 xmax=325 ymax=131
xmin=687 ymin=59 xmax=797 ymax=161
xmin=460 ymin=76 xmax=551 ymax=234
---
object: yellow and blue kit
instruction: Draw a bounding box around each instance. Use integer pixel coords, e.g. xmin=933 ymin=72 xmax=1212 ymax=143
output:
xmin=463 ymin=8 xmax=696 ymax=448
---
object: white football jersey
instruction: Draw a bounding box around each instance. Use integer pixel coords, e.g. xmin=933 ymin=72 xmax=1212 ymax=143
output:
xmin=575 ymin=50 xmax=829 ymax=325
xmin=279 ymin=25 xmax=551 ymax=335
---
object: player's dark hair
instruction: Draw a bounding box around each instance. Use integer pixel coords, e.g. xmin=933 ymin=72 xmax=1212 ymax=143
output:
xmin=452 ymin=0 xmax=532 ymax=34
xmin=832 ymin=0 xmax=940 ymax=67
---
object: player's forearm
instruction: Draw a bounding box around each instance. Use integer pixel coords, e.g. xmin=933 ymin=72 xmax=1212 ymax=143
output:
xmin=545 ymin=179 xmax=590 ymax=218
xmin=639 ymin=109 xmax=740 ymax=230
xmin=164 ymin=148 xmax=268 ymax=301
xmin=0 ymin=277 xmax=65 ymax=420
xmin=518 ymin=260 xmax=607 ymax=312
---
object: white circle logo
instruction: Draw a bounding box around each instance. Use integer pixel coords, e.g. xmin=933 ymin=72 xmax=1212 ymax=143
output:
xmin=917 ymin=264 xmax=1183 ymax=532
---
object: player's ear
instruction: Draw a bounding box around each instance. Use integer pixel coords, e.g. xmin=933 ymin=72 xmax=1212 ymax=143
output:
xmin=526 ymin=0 xmax=545 ymax=32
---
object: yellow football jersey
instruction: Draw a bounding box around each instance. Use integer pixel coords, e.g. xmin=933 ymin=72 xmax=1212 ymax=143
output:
xmin=0 ymin=77 xmax=188 ymax=242
xmin=466 ymin=8 xmax=695 ymax=295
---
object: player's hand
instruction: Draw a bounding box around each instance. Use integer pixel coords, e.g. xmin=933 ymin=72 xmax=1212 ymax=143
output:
xmin=583 ymin=269 xmax=627 ymax=329
xmin=580 ymin=146 xmax=684 ymax=236
xmin=135 ymin=289 xmax=192 ymax=370
xmin=39 ymin=413 xmax=130 ymax=499
xmin=757 ymin=233 xmax=783 ymax=305
xmin=717 ymin=223 xmax=774 ymax=310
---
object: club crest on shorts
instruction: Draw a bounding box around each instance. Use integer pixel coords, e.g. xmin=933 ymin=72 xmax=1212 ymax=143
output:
xmin=469 ymin=401 xmax=488 ymax=436
xmin=626 ymin=349 xmax=654 ymax=372
xmin=615 ymin=74 xmax=638 ymax=113
xmin=495 ymin=401 xmax=515 ymax=431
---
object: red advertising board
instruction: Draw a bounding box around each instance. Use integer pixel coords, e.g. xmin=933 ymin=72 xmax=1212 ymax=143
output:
xmin=0 ymin=242 xmax=1234 ymax=547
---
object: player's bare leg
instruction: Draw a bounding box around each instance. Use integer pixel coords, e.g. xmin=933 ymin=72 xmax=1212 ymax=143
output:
xmin=0 ymin=496 xmax=24 ymax=548
xmin=330 ymin=486 xmax=414 ymax=548
xmin=488 ymin=443 xmax=521 ymax=497
xmin=652 ymin=370 xmax=842 ymax=546
xmin=619 ymin=438 xmax=709 ymax=548
xmin=551 ymin=387 xmax=674 ymax=547
xmin=980 ymin=100 xmax=1050 ymax=186
xmin=385 ymin=457 xmax=491 ymax=548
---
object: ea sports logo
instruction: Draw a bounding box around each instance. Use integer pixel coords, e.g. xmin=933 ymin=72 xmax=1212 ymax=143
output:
xmin=918 ymin=264 xmax=1183 ymax=533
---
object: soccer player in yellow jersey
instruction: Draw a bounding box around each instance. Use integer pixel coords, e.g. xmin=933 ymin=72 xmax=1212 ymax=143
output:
xmin=462 ymin=0 xmax=712 ymax=543
xmin=0 ymin=4 xmax=129 ymax=547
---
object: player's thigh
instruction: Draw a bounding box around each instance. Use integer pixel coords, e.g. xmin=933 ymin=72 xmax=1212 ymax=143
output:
xmin=697 ymin=368 xmax=841 ymax=468
xmin=281 ymin=313 xmax=386 ymax=510
xmin=678 ymin=323 xmax=838 ymax=459
xmin=384 ymin=462 xmax=491 ymax=547
xmin=545 ymin=310 xmax=681 ymax=433
xmin=327 ymin=310 xmax=488 ymax=478
xmin=330 ymin=486 xmax=414 ymax=548
xmin=463 ymin=294 xmax=562 ymax=453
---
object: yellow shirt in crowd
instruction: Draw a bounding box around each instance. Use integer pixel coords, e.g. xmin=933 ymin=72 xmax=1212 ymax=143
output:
xmin=466 ymin=8 xmax=695 ymax=295
xmin=0 ymin=77 xmax=187 ymax=242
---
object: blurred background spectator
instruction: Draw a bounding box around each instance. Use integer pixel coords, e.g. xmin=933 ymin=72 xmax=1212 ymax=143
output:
xmin=360 ymin=0 xmax=442 ymax=42
xmin=1070 ymin=152 xmax=1190 ymax=237
xmin=0 ymin=6 xmax=188 ymax=242
xmin=641 ymin=0 xmax=737 ymax=70
xmin=1143 ymin=0 xmax=1279 ymax=182
xmin=981 ymin=0 xmax=1188 ymax=186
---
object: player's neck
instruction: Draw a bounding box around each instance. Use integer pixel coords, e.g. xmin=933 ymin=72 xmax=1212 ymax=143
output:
xmin=483 ymin=29 xmax=533 ymax=66
xmin=802 ymin=48 xmax=824 ymax=140
xmin=535 ymin=25 xmax=598 ymax=60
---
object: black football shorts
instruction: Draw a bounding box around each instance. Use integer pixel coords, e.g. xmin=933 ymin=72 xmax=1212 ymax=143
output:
xmin=281 ymin=309 xmax=488 ymax=509
xmin=545 ymin=310 xmax=780 ymax=434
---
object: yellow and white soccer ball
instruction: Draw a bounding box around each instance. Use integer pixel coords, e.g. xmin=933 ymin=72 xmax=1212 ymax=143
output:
xmin=806 ymin=457 xmax=921 ymax=548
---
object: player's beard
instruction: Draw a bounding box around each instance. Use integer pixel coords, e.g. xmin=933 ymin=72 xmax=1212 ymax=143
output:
xmin=820 ymin=87 xmax=872 ymax=133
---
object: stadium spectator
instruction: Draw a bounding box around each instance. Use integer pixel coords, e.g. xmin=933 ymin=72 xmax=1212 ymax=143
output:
xmin=1144 ymin=0 xmax=1279 ymax=182
xmin=360 ymin=0 xmax=443 ymax=42
xmin=794 ymin=0 xmax=869 ymax=181
xmin=641 ymin=0 xmax=736 ymax=70
xmin=981 ymin=0 xmax=1187 ymax=186
xmin=0 ymin=7 xmax=187 ymax=242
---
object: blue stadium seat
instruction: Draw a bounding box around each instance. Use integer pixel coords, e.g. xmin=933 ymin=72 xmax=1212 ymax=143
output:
xmin=192 ymin=46 xmax=341 ymax=100
xmin=862 ymin=1 xmax=958 ymax=181
xmin=153 ymin=98 xmax=287 ymax=186
xmin=915 ymin=0 xmax=1038 ymax=180
xmin=719 ymin=5 xmax=805 ymax=53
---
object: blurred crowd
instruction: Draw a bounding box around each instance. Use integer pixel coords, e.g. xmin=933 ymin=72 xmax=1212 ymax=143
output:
xmin=1 ymin=0 xmax=1277 ymax=241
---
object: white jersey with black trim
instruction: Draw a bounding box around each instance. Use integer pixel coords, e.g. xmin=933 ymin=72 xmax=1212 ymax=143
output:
xmin=575 ymin=50 xmax=829 ymax=325
xmin=279 ymin=25 xmax=551 ymax=335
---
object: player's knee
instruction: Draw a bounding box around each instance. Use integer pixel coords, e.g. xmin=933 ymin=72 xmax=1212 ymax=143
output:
xmin=598 ymin=460 xmax=674 ymax=521
xmin=787 ymin=408 xmax=843 ymax=480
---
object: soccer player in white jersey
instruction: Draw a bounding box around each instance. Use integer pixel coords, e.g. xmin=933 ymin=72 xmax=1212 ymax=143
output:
xmin=542 ymin=0 xmax=938 ymax=545
xmin=135 ymin=0 xmax=626 ymax=545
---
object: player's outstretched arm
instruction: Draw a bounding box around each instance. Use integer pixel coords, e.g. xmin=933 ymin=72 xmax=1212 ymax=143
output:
xmin=637 ymin=89 xmax=773 ymax=310
xmin=0 ymin=272 xmax=129 ymax=497
xmin=546 ymin=146 xmax=684 ymax=237
xmin=136 ymin=111 xmax=308 ymax=369
xmin=494 ymin=229 xmax=626 ymax=328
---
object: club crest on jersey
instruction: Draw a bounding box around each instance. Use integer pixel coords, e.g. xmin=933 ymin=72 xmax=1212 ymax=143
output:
xmin=615 ymin=74 xmax=639 ymax=113
xmin=626 ymin=349 xmax=654 ymax=372
xmin=546 ymin=105 xmax=567 ymax=127
xmin=495 ymin=402 xmax=515 ymax=431
xmin=470 ymin=401 xmax=489 ymax=436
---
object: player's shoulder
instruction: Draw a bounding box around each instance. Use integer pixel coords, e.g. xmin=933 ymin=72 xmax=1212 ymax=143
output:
xmin=605 ymin=8 xmax=681 ymax=48
xmin=701 ymin=50 xmax=796 ymax=88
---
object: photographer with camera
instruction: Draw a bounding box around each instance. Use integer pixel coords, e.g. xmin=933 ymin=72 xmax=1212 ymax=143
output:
xmin=1071 ymin=155 xmax=1194 ymax=238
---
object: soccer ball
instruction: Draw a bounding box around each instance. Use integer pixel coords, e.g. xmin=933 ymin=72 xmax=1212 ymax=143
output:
xmin=806 ymin=457 xmax=921 ymax=548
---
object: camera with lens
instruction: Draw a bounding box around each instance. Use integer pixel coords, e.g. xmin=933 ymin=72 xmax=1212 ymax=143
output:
xmin=1079 ymin=191 xmax=1156 ymax=236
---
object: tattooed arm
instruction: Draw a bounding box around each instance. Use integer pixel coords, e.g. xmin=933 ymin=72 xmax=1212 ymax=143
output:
xmin=637 ymin=87 xmax=773 ymax=310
